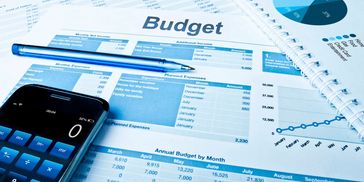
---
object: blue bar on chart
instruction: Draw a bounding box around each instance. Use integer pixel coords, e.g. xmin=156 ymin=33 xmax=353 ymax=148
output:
xmin=132 ymin=41 xmax=253 ymax=70
xmin=108 ymin=74 xmax=251 ymax=144
xmin=72 ymin=145 xmax=348 ymax=182
xmin=8 ymin=64 xmax=112 ymax=98
xmin=48 ymin=34 xmax=129 ymax=53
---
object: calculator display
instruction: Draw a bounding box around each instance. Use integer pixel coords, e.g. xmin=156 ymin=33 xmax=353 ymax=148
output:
xmin=0 ymin=84 xmax=109 ymax=182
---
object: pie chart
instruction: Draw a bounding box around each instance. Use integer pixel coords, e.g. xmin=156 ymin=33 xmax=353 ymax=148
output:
xmin=273 ymin=0 xmax=347 ymax=25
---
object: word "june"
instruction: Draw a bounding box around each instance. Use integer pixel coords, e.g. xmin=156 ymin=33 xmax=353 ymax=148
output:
xmin=143 ymin=16 xmax=223 ymax=36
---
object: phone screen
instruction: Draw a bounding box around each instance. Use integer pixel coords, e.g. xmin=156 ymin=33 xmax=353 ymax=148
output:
xmin=0 ymin=85 xmax=108 ymax=181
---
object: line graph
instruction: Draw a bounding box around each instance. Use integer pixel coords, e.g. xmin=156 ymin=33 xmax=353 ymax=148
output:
xmin=277 ymin=86 xmax=362 ymax=144
xmin=276 ymin=116 xmax=345 ymax=133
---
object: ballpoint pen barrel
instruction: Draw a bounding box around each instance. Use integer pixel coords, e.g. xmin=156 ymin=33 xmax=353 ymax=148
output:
xmin=12 ymin=44 xmax=194 ymax=72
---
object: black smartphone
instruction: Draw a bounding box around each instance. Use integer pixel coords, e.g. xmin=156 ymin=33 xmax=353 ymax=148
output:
xmin=0 ymin=84 xmax=109 ymax=182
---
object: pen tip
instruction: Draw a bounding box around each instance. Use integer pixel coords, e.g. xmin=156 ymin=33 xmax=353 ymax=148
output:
xmin=183 ymin=65 xmax=195 ymax=71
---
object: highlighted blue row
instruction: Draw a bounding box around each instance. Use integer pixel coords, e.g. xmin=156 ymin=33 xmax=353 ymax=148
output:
xmin=119 ymin=74 xmax=251 ymax=90
xmin=109 ymin=74 xmax=251 ymax=126
xmin=49 ymin=35 xmax=129 ymax=52
xmin=132 ymin=41 xmax=252 ymax=60
xmin=91 ymin=145 xmax=349 ymax=181
xmin=14 ymin=64 xmax=111 ymax=92
xmin=262 ymin=51 xmax=301 ymax=76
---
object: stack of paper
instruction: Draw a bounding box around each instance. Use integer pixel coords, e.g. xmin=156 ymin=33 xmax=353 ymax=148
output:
xmin=0 ymin=1 xmax=363 ymax=181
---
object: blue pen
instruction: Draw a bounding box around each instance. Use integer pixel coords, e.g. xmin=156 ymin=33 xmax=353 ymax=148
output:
xmin=12 ymin=43 xmax=195 ymax=72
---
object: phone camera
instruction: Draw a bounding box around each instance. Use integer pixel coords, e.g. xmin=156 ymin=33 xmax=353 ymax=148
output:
xmin=12 ymin=102 xmax=23 ymax=107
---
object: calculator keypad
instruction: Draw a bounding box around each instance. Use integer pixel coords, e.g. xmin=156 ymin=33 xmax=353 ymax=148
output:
xmin=0 ymin=147 xmax=19 ymax=164
xmin=15 ymin=153 xmax=40 ymax=171
xmin=50 ymin=142 xmax=75 ymax=160
xmin=9 ymin=131 xmax=31 ymax=146
xmin=0 ymin=126 xmax=12 ymax=140
xmin=37 ymin=160 xmax=64 ymax=180
xmin=29 ymin=136 xmax=52 ymax=153
xmin=5 ymin=171 xmax=27 ymax=181
xmin=0 ymin=126 xmax=76 ymax=181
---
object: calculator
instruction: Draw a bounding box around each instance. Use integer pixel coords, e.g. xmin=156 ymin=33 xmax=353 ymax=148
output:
xmin=0 ymin=84 xmax=109 ymax=181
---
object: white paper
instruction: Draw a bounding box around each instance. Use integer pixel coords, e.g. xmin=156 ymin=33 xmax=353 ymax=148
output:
xmin=232 ymin=0 xmax=364 ymax=139
xmin=0 ymin=0 xmax=242 ymax=55
xmin=0 ymin=6 xmax=363 ymax=181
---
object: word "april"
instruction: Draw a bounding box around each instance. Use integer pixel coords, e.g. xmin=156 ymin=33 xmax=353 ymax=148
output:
xmin=142 ymin=16 xmax=223 ymax=36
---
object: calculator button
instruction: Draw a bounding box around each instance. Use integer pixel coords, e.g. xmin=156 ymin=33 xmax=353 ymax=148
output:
xmin=5 ymin=171 xmax=27 ymax=182
xmin=37 ymin=160 xmax=63 ymax=180
xmin=0 ymin=125 xmax=12 ymax=140
xmin=50 ymin=142 xmax=75 ymax=159
xmin=8 ymin=130 xmax=31 ymax=146
xmin=28 ymin=136 xmax=52 ymax=153
xmin=15 ymin=153 xmax=40 ymax=171
xmin=0 ymin=147 xmax=19 ymax=164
